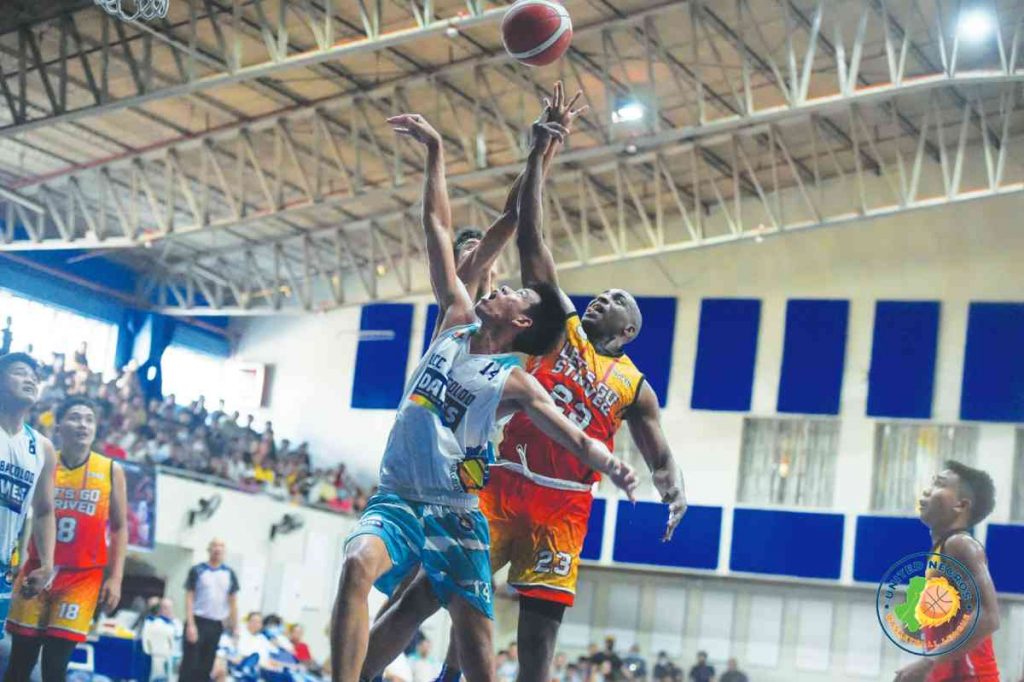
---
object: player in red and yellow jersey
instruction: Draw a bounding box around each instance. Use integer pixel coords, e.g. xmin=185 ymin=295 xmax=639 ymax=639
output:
xmin=894 ymin=462 xmax=1000 ymax=682
xmin=5 ymin=397 xmax=128 ymax=682
xmin=360 ymin=84 xmax=687 ymax=682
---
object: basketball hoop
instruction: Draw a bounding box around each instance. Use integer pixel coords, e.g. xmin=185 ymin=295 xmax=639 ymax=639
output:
xmin=94 ymin=0 xmax=169 ymax=22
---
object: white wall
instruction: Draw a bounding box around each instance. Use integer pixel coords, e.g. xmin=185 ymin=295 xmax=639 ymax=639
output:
xmin=141 ymin=473 xmax=450 ymax=663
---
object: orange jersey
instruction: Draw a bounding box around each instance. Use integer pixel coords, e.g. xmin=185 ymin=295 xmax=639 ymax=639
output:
xmin=30 ymin=452 xmax=113 ymax=569
xmin=498 ymin=313 xmax=645 ymax=484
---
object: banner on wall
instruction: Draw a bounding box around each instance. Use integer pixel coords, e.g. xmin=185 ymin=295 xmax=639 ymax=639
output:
xmin=123 ymin=461 xmax=157 ymax=551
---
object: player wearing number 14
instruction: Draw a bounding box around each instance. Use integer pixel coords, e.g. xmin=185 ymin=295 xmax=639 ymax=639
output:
xmin=5 ymin=397 xmax=128 ymax=681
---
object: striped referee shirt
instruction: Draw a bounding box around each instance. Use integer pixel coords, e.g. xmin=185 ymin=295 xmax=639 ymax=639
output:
xmin=185 ymin=562 xmax=239 ymax=622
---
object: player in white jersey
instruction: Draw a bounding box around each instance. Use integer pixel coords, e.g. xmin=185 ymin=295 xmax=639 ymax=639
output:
xmin=330 ymin=115 xmax=639 ymax=682
xmin=0 ymin=353 xmax=57 ymax=637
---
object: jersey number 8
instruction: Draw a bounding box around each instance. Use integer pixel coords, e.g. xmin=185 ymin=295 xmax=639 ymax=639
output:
xmin=57 ymin=517 xmax=77 ymax=543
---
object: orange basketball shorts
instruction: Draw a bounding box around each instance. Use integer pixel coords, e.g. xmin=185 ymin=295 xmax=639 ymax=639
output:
xmin=479 ymin=466 xmax=593 ymax=606
xmin=6 ymin=563 xmax=104 ymax=642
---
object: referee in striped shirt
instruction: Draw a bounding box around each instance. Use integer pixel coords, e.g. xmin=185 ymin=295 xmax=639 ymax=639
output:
xmin=180 ymin=538 xmax=239 ymax=681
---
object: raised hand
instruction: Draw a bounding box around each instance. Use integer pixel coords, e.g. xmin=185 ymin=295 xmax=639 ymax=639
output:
xmin=531 ymin=116 xmax=569 ymax=151
xmin=607 ymin=459 xmax=640 ymax=502
xmin=387 ymin=113 xmax=443 ymax=148
xmin=542 ymin=80 xmax=588 ymax=134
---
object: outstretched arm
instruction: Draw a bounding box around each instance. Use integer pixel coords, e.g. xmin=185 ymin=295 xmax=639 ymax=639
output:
xmin=501 ymin=368 xmax=639 ymax=499
xmin=625 ymin=382 xmax=688 ymax=541
xmin=456 ymin=139 xmax=563 ymax=296
xmin=388 ymin=114 xmax=475 ymax=330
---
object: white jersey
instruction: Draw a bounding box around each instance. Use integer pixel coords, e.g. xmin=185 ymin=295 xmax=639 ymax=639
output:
xmin=0 ymin=424 xmax=44 ymax=567
xmin=378 ymin=322 xmax=520 ymax=509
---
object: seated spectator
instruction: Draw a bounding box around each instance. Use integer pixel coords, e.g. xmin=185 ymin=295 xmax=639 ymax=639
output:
xmin=141 ymin=597 xmax=180 ymax=682
xmin=550 ymin=652 xmax=569 ymax=682
xmin=288 ymin=624 xmax=313 ymax=666
xmin=688 ymin=652 xmax=714 ymax=682
xmin=720 ymin=658 xmax=748 ymax=682
xmin=623 ymin=644 xmax=647 ymax=681
xmin=653 ymin=652 xmax=677 ymax=682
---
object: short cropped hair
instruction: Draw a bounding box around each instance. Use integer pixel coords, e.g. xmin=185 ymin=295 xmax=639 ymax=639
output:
xmin=944 ymin=460 xmax=996 ymax=526
xmin=57 ymin=396 xmax=98 ymax=423
xmin=454 ymin=227 xmax=484 ymax=258
xmin=511 ymin=282 xmax=566 ymax=356
xmin=0 ymin=352 xmax=39 ymax=378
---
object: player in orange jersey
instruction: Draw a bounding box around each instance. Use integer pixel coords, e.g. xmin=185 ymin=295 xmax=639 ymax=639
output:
xmin=894 ymin=461 xmax=1000 ymax=682
xmin=4 ymin=397 xmax=128 ymax=682
xmin=360 ymin=83 xmax=687 ymax=682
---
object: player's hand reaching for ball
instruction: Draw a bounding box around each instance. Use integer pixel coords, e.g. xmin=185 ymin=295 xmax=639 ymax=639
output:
xmin=531 ymin=118 xmax=568 ymax=151
xmin=607 ymin=459 xmax=640 ymax=502
xmin=20 ymin=565 xmax=54 ymax=598
xmin=653 ymin=467 xmax=687 ymax=542
xmin=387 ymin=113 xmax=442 ymax=148
xmin=100 ymin=576 xmax=123 ymax=613
xmin=542 ymin=80 xmax=588 ymax=135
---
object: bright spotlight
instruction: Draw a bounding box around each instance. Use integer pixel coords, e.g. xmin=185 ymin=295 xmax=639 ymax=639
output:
xmin=612 ymin=101 xmax=645 ymax=124
xmin=958 ymin=9 xmax=994 ymax=42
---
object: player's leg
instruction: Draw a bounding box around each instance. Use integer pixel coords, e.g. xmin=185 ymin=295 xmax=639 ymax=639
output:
xmin=1 ymin=635 xmax=44 ymax=682
xmin=362 ymin=569 xmax=441 ymax=679
xmin=332 ymin=493 xmax=423 ymax=682
xmin=505 ymin=488 xmax=590 ymax=682
xmin=448 ymin=594 xmax=496 ymax=682
xmin=515 ymin=598 xmax=566 ymax=682
xmin=332 ymin=534 xmax=394 ymax=682
xmin=38 ymin=638 xmax=78 ymax=682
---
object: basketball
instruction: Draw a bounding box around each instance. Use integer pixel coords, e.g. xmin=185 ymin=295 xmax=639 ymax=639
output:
xmin=915 ymin=577 xmax=961 ymax=627
xmin=501 ymin=0 xmax=573 ymax=67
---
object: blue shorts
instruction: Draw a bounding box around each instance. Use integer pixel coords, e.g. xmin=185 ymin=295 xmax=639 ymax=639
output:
xmin=346 ymin=493 xmax=493 ymax=618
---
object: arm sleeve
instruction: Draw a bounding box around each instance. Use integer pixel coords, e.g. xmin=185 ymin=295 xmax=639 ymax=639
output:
xmin=184 ymin=565 xmax=199 ymax=590
xmin=229 ymin=568 xmax=240 ymax=594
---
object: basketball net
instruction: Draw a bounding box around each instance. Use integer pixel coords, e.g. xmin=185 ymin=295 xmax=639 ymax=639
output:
xmin=94 ymin=0 xmax=169 ymax=22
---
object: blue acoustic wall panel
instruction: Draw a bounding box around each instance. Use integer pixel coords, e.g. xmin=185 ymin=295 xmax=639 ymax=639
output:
xmin=777 ymin=299 xmax=850 ymax=415
xmin=961 ymin=302 xmax=1024 ymax=421
xmin=730 ymin=508 xmax=844 ymax=579
xmin=568 ymin=295 xmax=678 ymax=407
xmin=351 ymin=303 xmax=414 ymax=409
xmin=867 ymin=301 xmax=940 ymax=419
xmin=421 ymin=303 xmax=441 ymax=356
xmin=613 ymin=502 xmax=721 ymax=569
xmin=580 ymin=498 xmax=606 ymax=561
xmin=853 ymin=515 xmax=932 ymax=583
xmin=986 ymin=523 xmax=1024 ymax=594
xmin=691 ymin=298 xmax=761 ymax=411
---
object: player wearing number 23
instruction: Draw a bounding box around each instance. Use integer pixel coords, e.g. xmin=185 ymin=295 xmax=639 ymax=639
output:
xmin=7 ymin=398 xmax=128 ymax=647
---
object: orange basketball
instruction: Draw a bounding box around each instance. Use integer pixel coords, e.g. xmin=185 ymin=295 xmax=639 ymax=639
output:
xmin=919 ymin=581 xmax=955 ymax=620
xmin=501 ymin=0 xmax=573 ymax=67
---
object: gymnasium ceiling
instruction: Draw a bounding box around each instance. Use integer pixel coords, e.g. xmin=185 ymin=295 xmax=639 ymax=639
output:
xmin=1 ymin=0 xmax=1023 ymax=314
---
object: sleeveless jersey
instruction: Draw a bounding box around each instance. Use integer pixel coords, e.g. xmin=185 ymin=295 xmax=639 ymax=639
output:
xmin=0 ymin=424 xmax=44 ymax=568
xmin=924 ymin=531 xmax=1000 ymax=681
xmin=497 ymin=313 xmax=644 ymax=487
xmin=30 ymin=451 xmax=113 ymax=569
xmin=378 ymin=322 xmax=520 ymax=509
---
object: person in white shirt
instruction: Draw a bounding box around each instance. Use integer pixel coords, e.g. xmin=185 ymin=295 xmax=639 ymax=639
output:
xmin=141 ymin=598 xmax=179 ymax=681
xmin=409 ymin=638 xmax=439 ymax=682
xmin=235 ymin=612 xmax=276 ymax=665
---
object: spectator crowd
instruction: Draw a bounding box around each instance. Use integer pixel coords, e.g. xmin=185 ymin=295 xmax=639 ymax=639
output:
xmin=547 ymin=638 xmax=750 ymax=682
xmin=6 ymin=337 xmax=374 ymax=515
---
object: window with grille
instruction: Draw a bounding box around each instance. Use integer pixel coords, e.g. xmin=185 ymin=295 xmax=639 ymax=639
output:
xmin=736 ymin=417 xmax=840 ymax=507
xmin=871 ymin=422 xmax=979 ymax=513
xmin=1013 ymin=430 xmax=1024 ymax=522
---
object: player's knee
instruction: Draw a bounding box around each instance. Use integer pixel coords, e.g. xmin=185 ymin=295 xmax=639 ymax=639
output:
xmin=339 ymin=539 xmax=383 ymax=595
